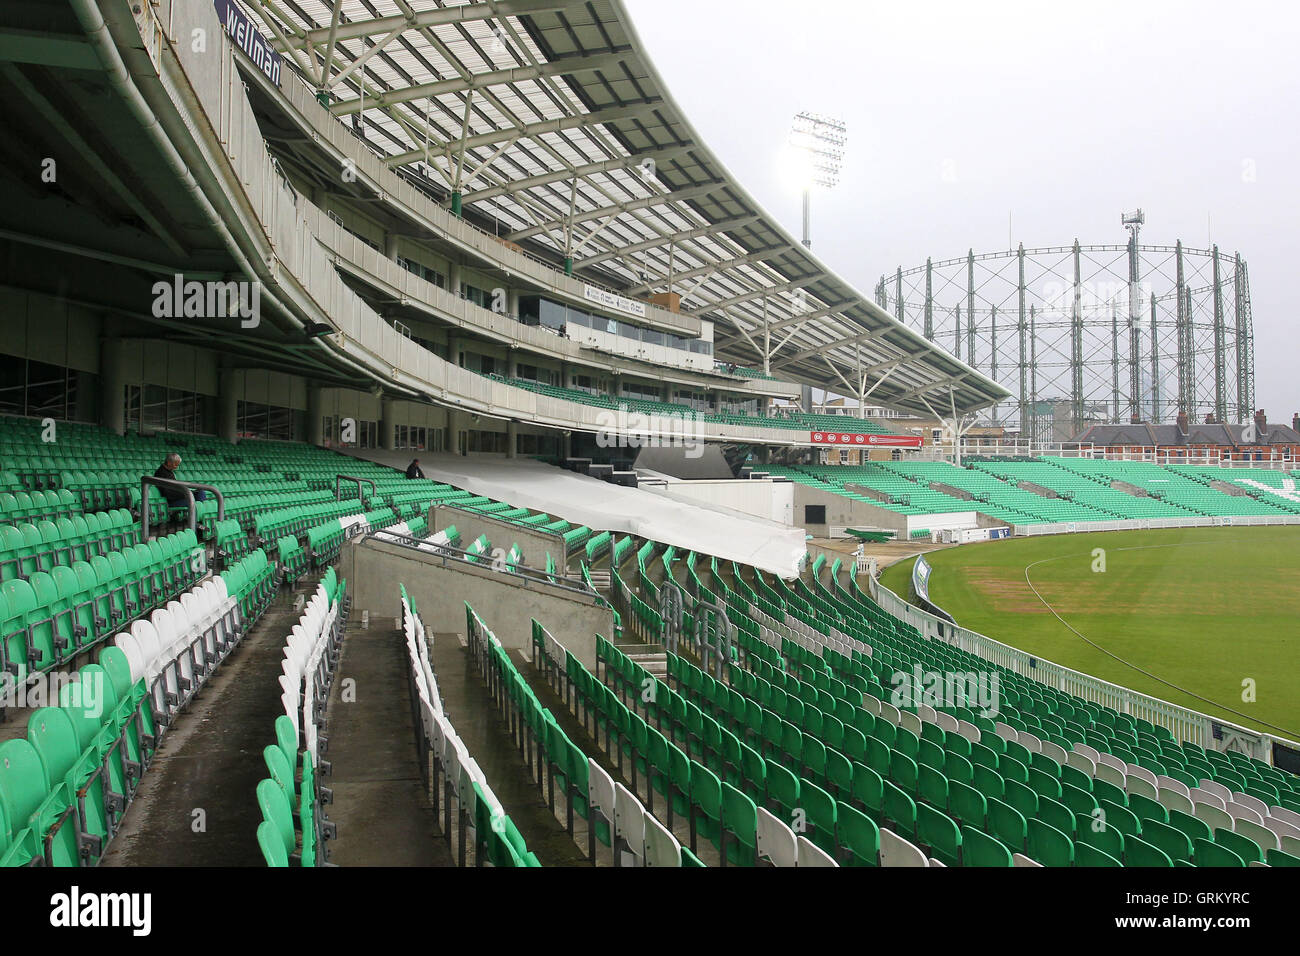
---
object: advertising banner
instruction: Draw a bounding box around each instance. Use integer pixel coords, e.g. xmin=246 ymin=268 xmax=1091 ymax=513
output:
xmin=809 ymin=431 xmax=923 ymax=448
xmin=912 ymin=554 xmax=933 ymax=603
xmin=583 ymin=284 xmax=647 ymax=319
xmin=215 ymin=0 xmax=282 ymax=87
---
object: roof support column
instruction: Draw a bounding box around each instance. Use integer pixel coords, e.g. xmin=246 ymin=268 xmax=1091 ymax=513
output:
xmin=855 ymin=345 xmax=865 ymax=419
xmin=563 ymin=179 xmax=578 ymax=275
xmin=218 ymin=368 xmax=238 ymax=445
xmin=918 ymin=389 xmax=971 ymax=466
xmin=450 ymin=90 xmax=475 ymax=218
xmin=762 ymin=295 xmax=770 ymax=376
xmin=308 ymin=383 xmax=324 ymax=446
xmin=100 ymin=337 xmax=127 ymax=436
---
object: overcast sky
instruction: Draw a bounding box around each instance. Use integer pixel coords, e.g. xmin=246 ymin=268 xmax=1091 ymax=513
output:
xmin=624 ymin=0 xmax=1300 ymax=421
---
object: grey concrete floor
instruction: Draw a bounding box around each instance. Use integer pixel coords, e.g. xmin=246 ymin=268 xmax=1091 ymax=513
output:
xmin=428 ymin=631 xmax=589 ymax=866
xmin=321 ymin=617 xmax=447 ymax=866
xmin=101 ymin=584 xmax=314 ymax=866
xmin=16 ymin=568 xmax=695 ymax=867
xmin=517 ymin=649 xmax=723 ymax=866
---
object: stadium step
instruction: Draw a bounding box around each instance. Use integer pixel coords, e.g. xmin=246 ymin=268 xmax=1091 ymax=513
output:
xmin=513 ymin=644 xmax=696 ymax=863
xmin=587 ymin=568 xmax=611 ymax=592
xmin=625 ymin=650 xmax=669 ymax=679
xmin=429 ymin=631 xmax=587 ymax=866
xmin=317 ymin=616 xmax=447 ymax=866
xmin=98 ymin=577 xmax=313 ymax=865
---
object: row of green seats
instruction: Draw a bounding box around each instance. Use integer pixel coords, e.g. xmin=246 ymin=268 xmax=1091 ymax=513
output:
xmin=0 ymin=489 xmax=79 ymax=526
xmin=1 ymin=529 xmax=202 ymax=687
xmin=0 ymin=509 xmax=138 ymax=581
xmin=0 ymin=645 xmax=155 ymax=866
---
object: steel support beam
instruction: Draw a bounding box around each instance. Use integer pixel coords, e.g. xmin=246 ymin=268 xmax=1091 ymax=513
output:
xmin=279 ymin=0 xmax=570 ymax=51
xmin=1017 ymin=244 xmax=1027 ymax=435
xmin=1072 ymin=240 xmax=1084 ymax=433
xmin=966 ymin=249 xmax=975 ymax=366
xmin=330 ymin=51 xmax=631 ymax=114
xmin=1150 ymin=295 xmax=1160 ymax=423
xmin=1127 ymin=231 xmax=1142 ymax=422
xmin=1176 ymin=241 xmax=1188 ymax=414
xmin=1213 ymin=244 xmax=1226 ymax=422
xmin=924 ymin=257 xmax=933 ymax=340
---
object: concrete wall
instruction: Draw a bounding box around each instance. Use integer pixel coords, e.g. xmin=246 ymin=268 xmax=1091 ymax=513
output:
xmin=793 ymin=484 xmax=908 ymax=536
xmin=0 ymin=286 xmax=103 ymax=372
xmin=905 ymin=511 xmax=978 ymax=535
xmin=634 ymin=445 xmax=733 ymax=479
xmin=340 ymin=536 xmax=612 ymax=668
xmin=793 ymin=485 xmax=1007 ymax=538
xmin=428 ymin=503 xmax=567 ymax=575
xmin=642 ymin=478 xmax=795 ymax=526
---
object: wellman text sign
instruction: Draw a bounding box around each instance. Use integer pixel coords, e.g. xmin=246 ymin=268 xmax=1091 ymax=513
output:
xmin=215 ymin=0 xmax=282 ymax=87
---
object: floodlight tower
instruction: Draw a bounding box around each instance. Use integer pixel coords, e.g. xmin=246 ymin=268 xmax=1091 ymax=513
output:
xmin=790 ymin=112 xmax=847 ymax=249
xmin=1121 ymin=209 xmax=1145 ymax=422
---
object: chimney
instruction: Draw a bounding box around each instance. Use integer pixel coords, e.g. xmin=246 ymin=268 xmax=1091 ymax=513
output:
xmin=1254 ymin=409 xmax=1267 ymax=442
xmin=1176 ymin=409 xmax=1189 ymax=437
xmin=1293 ymin=412 xmax=1299 ymax=434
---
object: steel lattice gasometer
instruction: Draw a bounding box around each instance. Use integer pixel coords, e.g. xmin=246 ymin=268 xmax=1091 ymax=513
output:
xmin=878 ymin=240 xmax=1255 ymax=440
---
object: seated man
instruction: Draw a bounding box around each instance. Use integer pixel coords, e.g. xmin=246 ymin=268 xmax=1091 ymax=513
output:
xmin=153 ymin=452 xmax=189 ymax=533
xmin=405 ymin=458 xmax=425 ymax=480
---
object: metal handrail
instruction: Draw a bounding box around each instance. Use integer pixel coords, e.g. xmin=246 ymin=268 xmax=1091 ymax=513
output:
xmin=335 ymin=474 xmax=377 ymax=503
xmin=140 ymin=477 xmax=225 ymax=539
xmin=365 ymin=530 xmax=600 ymax=600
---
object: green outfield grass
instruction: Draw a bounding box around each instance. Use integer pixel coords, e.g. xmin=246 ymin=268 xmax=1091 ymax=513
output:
xmin=878 ymin=526 xmax=1300 ymax=740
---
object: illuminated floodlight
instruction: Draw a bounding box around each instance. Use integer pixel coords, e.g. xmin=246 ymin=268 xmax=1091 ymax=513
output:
xmin=790 ymin=112 xmax=847 ymax=188
xmin=789 ymin=112 xmax=847 ymax=248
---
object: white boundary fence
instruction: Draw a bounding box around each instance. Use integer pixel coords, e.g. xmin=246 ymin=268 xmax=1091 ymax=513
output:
xmin=866 ymin=569 xmax=1300 ymax=767
xmin=1012 ymin=514 xmax=1300 ymax=536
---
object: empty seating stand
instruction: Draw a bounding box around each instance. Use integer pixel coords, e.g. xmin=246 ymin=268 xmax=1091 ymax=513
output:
xmin=1 ymin=560 xmax=244 ymax=866
xmin=277 ymin=536 xmax=308 ymax=587
xmin=526 ymin=531 xmax=1300 ymax=868
xmin=257 ymin=569 xmax=347 ymax=867
xmin=402 ymin=591 xmax=539 ymax=866
xmin=1 ymin=528 xmax=205 ymax=697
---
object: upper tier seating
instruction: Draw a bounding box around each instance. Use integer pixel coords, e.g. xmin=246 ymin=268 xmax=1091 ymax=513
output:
xmin=772 ymin=457 xmax=1300 ymax=526
xmin=483 ymin=375 xmax=894 ymax=436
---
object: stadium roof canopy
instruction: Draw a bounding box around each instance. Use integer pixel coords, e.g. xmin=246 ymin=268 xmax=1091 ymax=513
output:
xmin=249 ymin=0 xmax=1009 ymax=419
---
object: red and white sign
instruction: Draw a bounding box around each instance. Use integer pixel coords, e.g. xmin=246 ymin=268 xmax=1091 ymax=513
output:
xmin=809 ymin=431 xmax=923 ymax=448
